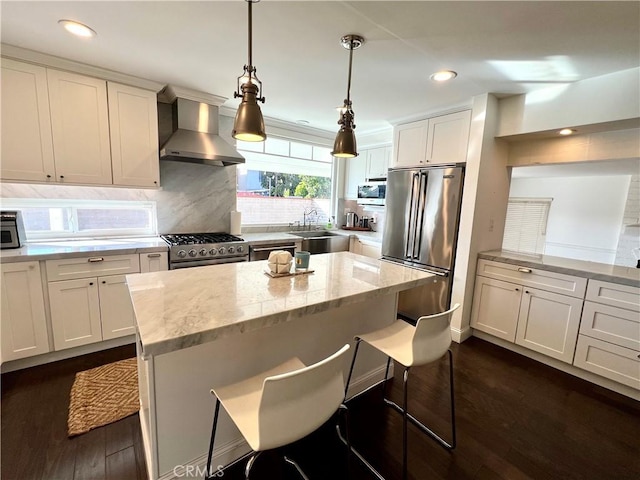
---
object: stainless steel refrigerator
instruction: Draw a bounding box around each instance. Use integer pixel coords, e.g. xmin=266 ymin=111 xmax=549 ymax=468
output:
xmin=382 ymin=165 xmax=464 ymax=320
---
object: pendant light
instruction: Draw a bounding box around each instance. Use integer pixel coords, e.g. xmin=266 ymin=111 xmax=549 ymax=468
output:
xmin=332 ymin=34 xmax=364 ymax=158
xmin=232 ymin=0 xmax=266 ymax=142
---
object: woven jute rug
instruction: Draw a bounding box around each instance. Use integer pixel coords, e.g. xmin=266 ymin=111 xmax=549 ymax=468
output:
xmin=67 ymin=357 xmax=139 ymax=437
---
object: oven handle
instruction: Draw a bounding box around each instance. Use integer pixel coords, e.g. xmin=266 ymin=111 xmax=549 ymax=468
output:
xmin=170 ymin=256 xmax=248 ymax=269
xmin=250 ymin=245 xmax=296 ymax=252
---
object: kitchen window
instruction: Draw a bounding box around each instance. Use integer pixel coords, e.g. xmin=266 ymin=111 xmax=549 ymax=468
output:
xmin=236 ymin=138 xmax=334 ymax=226
xmin=502 ymin=198 xmax=552 ymax=255
xmin=0 ymin=199 xmax=157 ymax=240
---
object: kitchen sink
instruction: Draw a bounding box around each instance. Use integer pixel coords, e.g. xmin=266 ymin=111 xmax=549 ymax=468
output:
xmin=289 ymin=231 xmax=348 ymax=254
xmin=290 ymin=231 xmax=339 ymax=238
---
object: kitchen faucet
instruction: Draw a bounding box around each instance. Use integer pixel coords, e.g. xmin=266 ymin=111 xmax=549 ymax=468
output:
xmin=303 ymin=208 xmax=317 ymax=230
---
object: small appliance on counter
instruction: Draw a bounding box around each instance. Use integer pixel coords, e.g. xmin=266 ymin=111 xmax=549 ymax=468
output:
xmin=0 ymin=211 xmax=26 ymax=249
xmin=345 ymin=212 xmax=359 ymax=228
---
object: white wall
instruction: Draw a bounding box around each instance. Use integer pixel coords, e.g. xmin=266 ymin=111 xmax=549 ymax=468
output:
xmin=509 ymin=175 xmax=630 ymax=263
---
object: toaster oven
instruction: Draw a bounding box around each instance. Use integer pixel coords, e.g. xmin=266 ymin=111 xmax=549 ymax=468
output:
xmin=0 ymin=211 xmax=26 ymax=249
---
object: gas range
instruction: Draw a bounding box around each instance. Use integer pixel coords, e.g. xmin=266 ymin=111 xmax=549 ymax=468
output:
xmin=160 ymin=233 xmax=249 ymax=269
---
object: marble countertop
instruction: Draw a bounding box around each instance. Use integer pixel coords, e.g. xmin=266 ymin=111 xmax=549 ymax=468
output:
xmin=240 ymin=229 xmax=382 ymax=245
xmin=0 ymin=237 xmax=168 ymax=263
xmin=127 ymin=251 xmax=434 ymax=357
xmin=479 ymin=250 xmax=640 ymax=287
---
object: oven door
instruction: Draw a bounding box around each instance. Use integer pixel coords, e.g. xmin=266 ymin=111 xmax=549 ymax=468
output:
xmin=0 ymin=225 xmax=20 ymax=249
xmin=249 ymin=244 xmax=297 ymax=262
xmin=170 ymin=256 xmax=248 ymax=270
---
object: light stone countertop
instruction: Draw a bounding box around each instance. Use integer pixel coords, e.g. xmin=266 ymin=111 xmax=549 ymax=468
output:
xmin=0 ymin=237 xmax=168 ymax=263
xmin=126 ymin=251 xmax=434 ymax=357
xmin=479 ymin=250 xmax=640 ymax=287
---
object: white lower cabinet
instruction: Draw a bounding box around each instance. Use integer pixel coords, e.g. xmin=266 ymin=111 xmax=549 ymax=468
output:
xmin=49 ymin=277 xmax=102 ymax=350
xmin=46 ymin=253 xmax=147 ymax=351
xmin=572 ymin=280 xmax=640 ymax=389
xmin=0 ymin=262 xmax=50 ymax=362
xmin=99 ymin=275 xmax=136 ymax=340
xmin=349 ymin=238 xmax=382 ymax=259
xmin=470 ymin=260 xmax=584 ymax=364
xmin=140 ymin=252 xmax=168 ymax=272
xmin=514 ymin=287 xmax=583 ymax=363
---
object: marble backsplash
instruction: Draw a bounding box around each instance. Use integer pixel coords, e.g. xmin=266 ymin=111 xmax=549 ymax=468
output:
xmin=0 ymin=161 xmax=237 ymax=234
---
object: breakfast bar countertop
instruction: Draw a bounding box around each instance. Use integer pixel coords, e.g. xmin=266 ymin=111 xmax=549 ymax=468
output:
xmin=479 ymin=250 xmax=640 ymax=287
xmin=126 ymin=251 xmax=434 ymax=357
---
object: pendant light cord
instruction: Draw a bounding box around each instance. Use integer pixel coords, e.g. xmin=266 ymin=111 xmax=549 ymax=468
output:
xmin=247 ymin=0 xmax=253 ymax=78
xmin=346 ymin=38 xmax=354 ymax=105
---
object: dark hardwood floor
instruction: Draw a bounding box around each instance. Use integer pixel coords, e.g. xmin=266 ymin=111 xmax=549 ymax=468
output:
xmin=2 ymin=337 xmax=639 ymax=480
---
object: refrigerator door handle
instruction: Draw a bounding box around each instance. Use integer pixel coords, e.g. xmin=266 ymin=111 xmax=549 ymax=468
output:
xmin=405 ymin=172 xmax=420 ymax=259
xmin=413 ymin=172 xmax=428 ymax=258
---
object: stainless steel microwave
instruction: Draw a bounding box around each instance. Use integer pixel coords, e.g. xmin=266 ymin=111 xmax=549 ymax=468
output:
xmin=0 ymin=211 xmax=26 ymax=249
xmin=357 ymin=181 xmax=386 ymax=206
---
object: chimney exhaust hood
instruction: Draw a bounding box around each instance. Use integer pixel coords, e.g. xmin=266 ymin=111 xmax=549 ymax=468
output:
xmin=158 ymin=86 xmax=245 ymax=167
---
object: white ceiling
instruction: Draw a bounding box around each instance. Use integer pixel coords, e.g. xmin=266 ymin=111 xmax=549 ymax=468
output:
xmin=1 ymin=1 xmax=639 ymax=136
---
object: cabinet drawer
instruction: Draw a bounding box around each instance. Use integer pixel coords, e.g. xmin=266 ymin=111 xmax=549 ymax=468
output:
xmin=574 ymin=335 xmax=640 ymax=390
xmin=46 ymin=254 xmax=140 ymax=281
xmin=477 ymin=259 xmax=587 ymax=298
xmin=585 ymin=280 xmax=640 ymax=312
xmin=580 ymin=301 xmax=640 ymax=350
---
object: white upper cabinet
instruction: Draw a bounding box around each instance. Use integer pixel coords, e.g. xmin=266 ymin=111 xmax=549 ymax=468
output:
xmin=1 ymin=59 xmax=160 ymax=188
xmin=393 ymin=120 xmax=429 ymax=167
xmin=0 ymin=59 xmax=56 ymax=182
xmin=108 ymin=82 xmax=160 ymax=187
xmin=47 ymin=69 xmax=113 ymax=185
xmin=392 ymin=111 xmax=471 ymax=168
xmin=425 ymin=110 xmax=471 ymax=164
xmin=365 ymin=146 xmax=392 ymax=179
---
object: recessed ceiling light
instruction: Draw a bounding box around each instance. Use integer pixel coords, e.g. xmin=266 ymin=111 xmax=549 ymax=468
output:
xmin=430 ymin=70 xmax=458 ymax=82
xmin=296 ymin=120 xmax=310 ymax=125
xmin=58 ymin=19 xmax=96 ymax=38
xmin=559 ymin=128 xmax=575 ymax=135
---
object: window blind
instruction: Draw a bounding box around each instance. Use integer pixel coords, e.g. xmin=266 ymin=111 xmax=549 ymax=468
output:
xmin=502 ymin=198 xmax=552 ymax=255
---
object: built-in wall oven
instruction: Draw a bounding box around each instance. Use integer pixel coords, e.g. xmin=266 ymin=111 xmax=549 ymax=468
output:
xmin=160 ymin=233 xmax=249 ymax=270
xmin=249 ymin=243 xmax=296 ymax=262
xmin=0 ymin=211 xmax=26 ymax=249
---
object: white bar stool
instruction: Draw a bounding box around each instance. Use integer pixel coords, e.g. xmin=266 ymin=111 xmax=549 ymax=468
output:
xmin=205 ymin=344 xmax=351 ymax=479
xmin=342 ymin=303 xmax=460 ymax=480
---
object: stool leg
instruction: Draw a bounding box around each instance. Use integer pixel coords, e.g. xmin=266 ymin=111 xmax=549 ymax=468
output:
xmin=381 ymin=356 xmax=392 ymax=402
xmin=284 ymin=456 xmax=310 ymax=480
xmin=244 ymin=451 xmax=262 ymax=480
xmin=344 ymin=338 xmax=362 ymax=400
xmin=402 ymin=367 xmax=410 ymax=480
xmin=448 ymin=349 xmax=457 ymax=449
xmin=338 ymin=403 xmax=352 ymax=476
xmin=205 ymin=398 xmax=220 ymax=480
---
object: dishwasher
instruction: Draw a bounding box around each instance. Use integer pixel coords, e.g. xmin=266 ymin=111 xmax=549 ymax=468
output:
xmin=249 ymin=243 xmax=297 ymax=261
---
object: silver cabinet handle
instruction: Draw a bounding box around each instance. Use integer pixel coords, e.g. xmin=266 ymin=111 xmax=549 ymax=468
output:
xmin=88 ymin=257 xmax=104 ymax=263
xmin=517 ymin=267 xmax=532 ymax=273
xmin=146 ymin=253 xmax=162 ymax=258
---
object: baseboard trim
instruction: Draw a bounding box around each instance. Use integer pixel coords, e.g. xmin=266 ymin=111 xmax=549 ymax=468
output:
xmin=451 ymin=325 xmax=472 ymax=343
xmin=1 ymin=335 xmax=135 ymax=373
xmin=472 ymin=330 xmax=640 ymax=401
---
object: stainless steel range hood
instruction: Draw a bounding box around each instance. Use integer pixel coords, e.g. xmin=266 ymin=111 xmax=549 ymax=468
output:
xmin=158 ymin=89 xmax=245 ymax=167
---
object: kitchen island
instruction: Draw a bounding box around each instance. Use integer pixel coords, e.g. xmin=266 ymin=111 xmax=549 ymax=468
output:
xmin=126 ymin=252 xmax=435 ymax=480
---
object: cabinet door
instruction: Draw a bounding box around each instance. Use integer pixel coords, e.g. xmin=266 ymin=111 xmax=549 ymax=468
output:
xmin=108 ymin=82 xmax=160 ymax=188
xmin=0 ymin=262 xmax=50 ymax=362
xmin=574 ymin=335 xmax=640 ymax=390
xmin=365 ymin=146 xmax=391 ymax=179
xmin=47 ymin=70 xmax=112 ymax=185
xmin=425 ymin=110 xmax=471 ymax=165
xmin=349 ymin=237 xmax=362 ymax=255
xmin=393 ymin=120 xmax=428 ymax=167
xmin=360 ymin=242 xmax=382 ymax=259
xmin=99 ymin=275 xmax=136 ymax=340
xmin=49 ymin=278 xmax=102 ymax=350
xmin=470 ymin=276 xmax=521 ymax=342
xmin=515 ymin=288 xmax=583 ymax=363
xmin=139 ymin=252 xmax=169 ymax=273
xmin=345 ymin=157 xmax=367 ymax=199
xmin=0 ymin=59 xmax=56 ymax=182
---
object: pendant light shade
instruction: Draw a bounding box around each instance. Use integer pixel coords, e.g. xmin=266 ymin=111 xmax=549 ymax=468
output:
xmin=232 ymin=0 xmax=266 ymax=142
xmin=332 ymin=34 xmax=364 ymax=158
